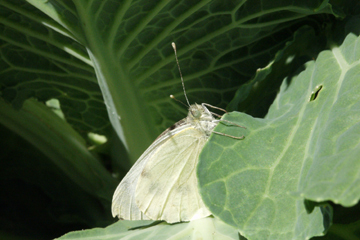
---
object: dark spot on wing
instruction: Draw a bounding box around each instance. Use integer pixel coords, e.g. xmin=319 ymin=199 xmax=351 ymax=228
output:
xmin=141 ymin=170 xmax=150 ymax=178
xmin=177 ymin=185 xmax=189 ymax=194
xmin=155 ymin=118 xmax=187 ymax=140
xmin=168 ymin=124 xmax=177 ymax=131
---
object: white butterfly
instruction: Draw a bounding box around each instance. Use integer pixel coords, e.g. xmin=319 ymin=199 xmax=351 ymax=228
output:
xmin=111 ymin=43 xmax=244 ymax=223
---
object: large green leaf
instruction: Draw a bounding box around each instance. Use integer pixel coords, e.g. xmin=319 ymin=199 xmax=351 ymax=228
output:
xmin=56 ymin=217 xmax=241 ymax=240
xmin=198 ymin=32 xmax=360 ymax=239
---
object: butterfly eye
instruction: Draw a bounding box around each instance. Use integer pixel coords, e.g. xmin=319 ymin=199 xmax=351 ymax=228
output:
xmin=191 ymin=109 xmax=201 ymax=118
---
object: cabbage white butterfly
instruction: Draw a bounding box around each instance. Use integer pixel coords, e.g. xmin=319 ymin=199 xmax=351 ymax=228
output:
xmin=111 ymin=43 xmax=244 ymax=223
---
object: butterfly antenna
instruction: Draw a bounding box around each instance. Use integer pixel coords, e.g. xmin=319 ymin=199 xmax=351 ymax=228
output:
xmin=170 ymin=95 xmax=188 ymax=108
xmin=172 ymin=42 xmax=191 ymax=107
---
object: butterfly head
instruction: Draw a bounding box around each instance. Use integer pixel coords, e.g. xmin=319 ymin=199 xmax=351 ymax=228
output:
xmin=187 ymin=104 xmax=218 ymax=137
xmin=188 ymin=104 xmax=216 ymax=122
xmin=189 ymin=104 xmax=202 ymax=119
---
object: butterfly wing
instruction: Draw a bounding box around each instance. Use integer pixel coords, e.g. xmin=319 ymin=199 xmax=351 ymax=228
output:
xmin=111 ymin=154 xmax=150 ymax=220
xmin=135 ymin=126 xmax=212 ymax=223
xmin=111 ymin=119 xmax=188 ymax=220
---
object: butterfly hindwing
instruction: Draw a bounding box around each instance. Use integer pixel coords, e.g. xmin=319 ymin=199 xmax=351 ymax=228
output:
xmin=135 ymin=126 xmax=211 ymax=223
xmin=111 ymin=129 xmax=182 ymax=220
